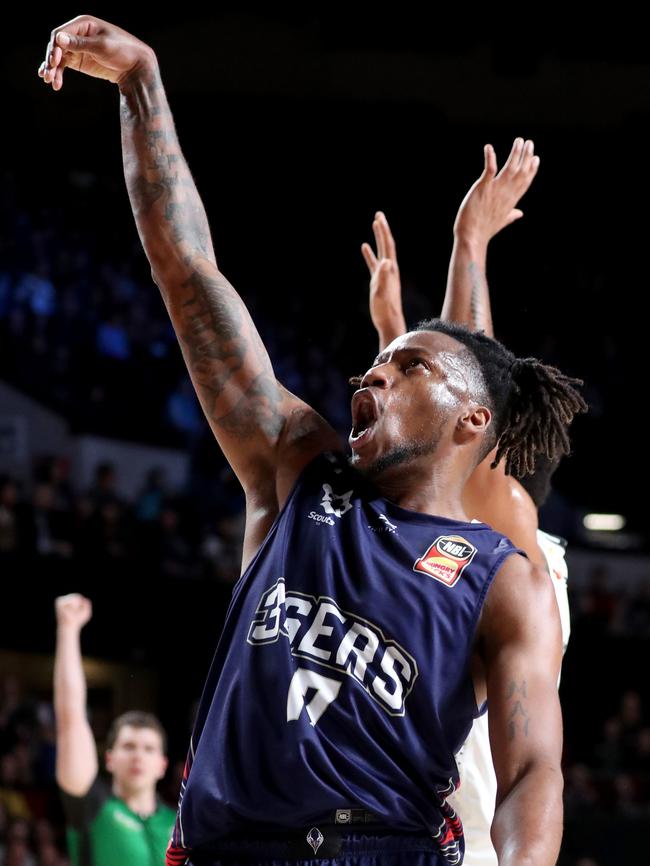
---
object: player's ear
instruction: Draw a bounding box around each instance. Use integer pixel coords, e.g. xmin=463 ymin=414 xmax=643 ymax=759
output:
xmin=157 ymin=755 xmax=169 ymax=781
xmin=455 ymin=404 xmax=491 ymax=443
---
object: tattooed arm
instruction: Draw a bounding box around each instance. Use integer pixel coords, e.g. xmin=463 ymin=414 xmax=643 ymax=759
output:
xmin=40 ymin=17 xmax=340 ymax=563
xmin=442 ymin=137 xmax=540 ymax=336
xmin=475 ymin=554 xmax=564 ymax=866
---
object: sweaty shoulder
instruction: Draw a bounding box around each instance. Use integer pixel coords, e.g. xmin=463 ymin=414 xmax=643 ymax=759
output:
xmin=463 ymin=454 xmax=543 ymax=568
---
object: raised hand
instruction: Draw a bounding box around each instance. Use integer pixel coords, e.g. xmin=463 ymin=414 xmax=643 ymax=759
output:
xmin=38 ymin=14 xmax=155 ymax=91
xmin=453 ymin=138 xmax=540 ymax=246
xmin=361 ymin=211 xmax=406 ymax=350
xmin=55 ymin=593 xmax=93 ymax=630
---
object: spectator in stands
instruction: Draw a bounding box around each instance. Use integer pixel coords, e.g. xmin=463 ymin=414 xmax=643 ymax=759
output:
xmin=54 ymin=594 xmax=174 ymax=866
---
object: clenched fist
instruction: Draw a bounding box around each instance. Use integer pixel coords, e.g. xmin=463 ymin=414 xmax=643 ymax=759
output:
xmin=55 ymin=593 xmax=93 ymax=630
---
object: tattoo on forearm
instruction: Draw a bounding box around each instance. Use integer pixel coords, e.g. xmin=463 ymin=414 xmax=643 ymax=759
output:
xmin=181 ymin=271 xmax=243 ymax=348
xmin=131 ymin=175 xmax=165 ymax=215
xmin=216 ymin=373 xmax=285 ymax=438
xmin=120 ymin=68 xmax=214 ymax=261
xmin=506 ymin=679 xmax=530 ymax=741
xmin=176 ymin=271 xmax=284 ymax=438
xmin=118 ymin=68 xmax=285 ymax=442
xmin=468 ymin=262 xmax=486 ymax=330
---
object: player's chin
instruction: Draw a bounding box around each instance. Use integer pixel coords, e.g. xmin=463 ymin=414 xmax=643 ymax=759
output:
xmin=348 ymin=427 xmax=383 ymax=469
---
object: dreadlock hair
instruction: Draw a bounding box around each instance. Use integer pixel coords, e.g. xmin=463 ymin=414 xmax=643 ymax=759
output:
xmin=415 ymin=318 xmax=588 ymax=478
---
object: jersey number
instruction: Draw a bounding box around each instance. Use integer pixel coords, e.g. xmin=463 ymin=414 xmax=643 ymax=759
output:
xmin=286 ymin=668 xmax=342 ymax=726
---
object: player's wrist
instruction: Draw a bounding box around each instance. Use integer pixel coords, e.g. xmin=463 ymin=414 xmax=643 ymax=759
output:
xmin=117 ymin=48 xmax=160 ymax=93
xmin=452 ymin=230 xmax=489 ymax=256
xmin=57 ymin=621 xmax=85 ymax=635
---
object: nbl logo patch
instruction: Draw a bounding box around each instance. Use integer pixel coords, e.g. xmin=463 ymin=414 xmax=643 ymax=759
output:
xmin=413 ymin=535 xmax=476 ymax=588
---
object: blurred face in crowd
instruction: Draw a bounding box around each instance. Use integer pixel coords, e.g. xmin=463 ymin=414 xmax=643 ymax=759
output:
xmin=105 ymin=724 xmax=167 ymax=794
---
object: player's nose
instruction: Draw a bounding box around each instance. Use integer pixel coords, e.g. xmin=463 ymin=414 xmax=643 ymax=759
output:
xmin=360 ymin=362 xmax=392 ymax=390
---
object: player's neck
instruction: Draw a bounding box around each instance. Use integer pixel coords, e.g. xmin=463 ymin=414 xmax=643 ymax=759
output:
xmin=373 ymin=461 xmax=469 ymax=520
xmin=113 ymin=780 xmax=157 ymax=817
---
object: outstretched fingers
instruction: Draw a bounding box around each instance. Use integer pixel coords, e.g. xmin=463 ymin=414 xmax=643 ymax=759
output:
xmin=361 ymin=242 xmax=378 ymax=274
xmin=519 ymin=139 xmax=540 ymax=177
xmin=374 ymin=211 xmax=397 ymax=264
xmin=363 ymin=212 xmax=397 ymax=276
xmin=498 ymin=137 xmax=525 ymax=179
xmin=495 ymin=138 xmax=541 ymax=199
xmin=480 ymin=143 xmax=498 ymax=182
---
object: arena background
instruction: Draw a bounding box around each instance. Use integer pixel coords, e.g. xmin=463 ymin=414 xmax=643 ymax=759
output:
xmin=1 ymin=9 xmax=648 ymax=866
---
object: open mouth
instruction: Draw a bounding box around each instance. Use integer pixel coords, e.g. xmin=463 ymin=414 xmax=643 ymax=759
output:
xmin=350 ymin=389 xmax=379 ymax=445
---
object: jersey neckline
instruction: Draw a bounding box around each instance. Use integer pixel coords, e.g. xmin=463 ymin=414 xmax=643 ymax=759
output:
xmin=369 ymin=493 xmax=488 ymax=530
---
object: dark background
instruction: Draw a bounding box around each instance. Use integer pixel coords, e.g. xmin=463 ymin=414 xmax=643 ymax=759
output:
xmin=5 ymin=7 xmax=646 ymax=535
xmin=1 ymin=11 xmax=649 ymax=866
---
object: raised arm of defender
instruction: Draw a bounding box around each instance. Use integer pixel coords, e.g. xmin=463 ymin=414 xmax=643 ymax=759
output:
xmin=362 ymin=139 xmax=539 ymax=347
xmin=362 ymin=142 xmax=545 ymax=563
xmin=40 ymin=16 xmax=340 ymax=563
xmin=442 ymin=137 xmax=539 ymax=335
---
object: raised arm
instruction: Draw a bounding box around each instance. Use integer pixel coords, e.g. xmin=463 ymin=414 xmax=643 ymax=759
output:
xmin=54 ymin=594 xmax=98 ymax=797
xmin=478 ymin=555 xmax=564 ymax=866
xmin=442 ymin=137 xmax=540 ymax=336
xmin=40 ymin=17 xmax=340 ymax=561
xmin=442 ymin=139 xmax=547 ymax=563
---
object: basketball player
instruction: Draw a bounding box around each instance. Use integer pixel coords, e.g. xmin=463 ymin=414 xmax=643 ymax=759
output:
xmin=40 ymin=18 xmax=586 ymax=866
xmin=361 ymin=142 xmax=571 ymax=865
xmin=54 ymin=593 xmax=175 ymax=866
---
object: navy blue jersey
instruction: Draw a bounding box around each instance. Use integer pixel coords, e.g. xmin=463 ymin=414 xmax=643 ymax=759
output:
xmin=168 ymin=453 xmax=522 ymax=866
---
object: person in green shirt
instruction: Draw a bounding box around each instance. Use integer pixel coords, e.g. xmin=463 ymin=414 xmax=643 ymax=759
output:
xmin=54 ymin=594 xmax=176 ymax=866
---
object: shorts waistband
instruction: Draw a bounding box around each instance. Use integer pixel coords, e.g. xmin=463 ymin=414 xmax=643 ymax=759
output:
xmin=192 ymin=818 xmax=438 ymax=863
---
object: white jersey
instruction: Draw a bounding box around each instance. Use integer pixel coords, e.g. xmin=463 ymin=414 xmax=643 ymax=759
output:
xmin=448 ymin=530 xmax=569 ymax=866
xmin=537 ymin=529 xmax=571 ymax=656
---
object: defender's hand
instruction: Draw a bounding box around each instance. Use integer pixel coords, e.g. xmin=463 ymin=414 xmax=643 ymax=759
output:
xmin=453 ymin=138 xmax=540 ymax=247
xmin=361 ymin=211 xmax=406 ymax=345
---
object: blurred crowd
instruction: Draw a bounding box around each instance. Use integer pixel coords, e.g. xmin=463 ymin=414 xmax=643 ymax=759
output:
xmin=0 ymin=175 xmax=351 ymax=452
xmin=1 ymin=457 xmax=246 ymax=586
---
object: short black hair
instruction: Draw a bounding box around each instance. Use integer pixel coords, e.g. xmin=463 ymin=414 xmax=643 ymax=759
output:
xmin=415 ymin=319 xmax=587 ymax=477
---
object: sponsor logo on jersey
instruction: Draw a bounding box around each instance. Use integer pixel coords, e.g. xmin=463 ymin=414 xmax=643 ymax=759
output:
xmin=306 ymin=828 xmax=324 ymax=854
xmin=413 ymin=535 xmax=477 ymax=587
xmin=368 ymin=513 xmax=398 ymax=534
xmin=308 ymin=511 xmax=335 ymax=526
xmin=248 ymin=578 xmax=418 ymax=715
xmin=320 ymin=483 xmax=353 ymax=518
